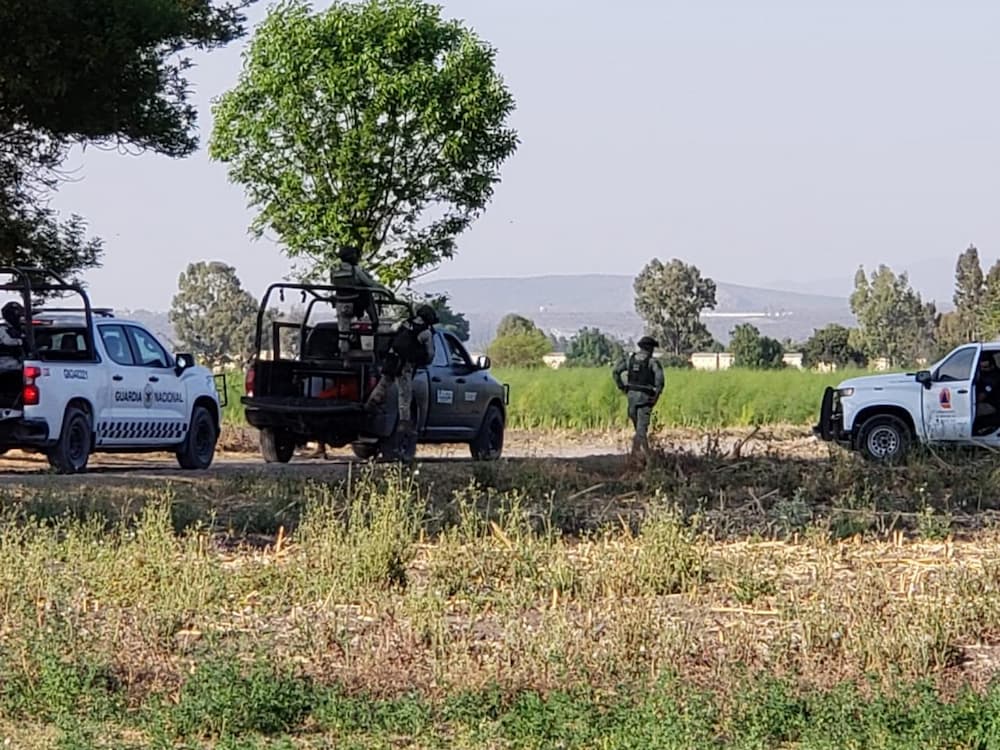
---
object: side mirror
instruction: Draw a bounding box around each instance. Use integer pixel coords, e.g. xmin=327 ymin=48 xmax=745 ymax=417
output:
xmin=476 ymin=355 xmax=491 ymax=370
xmin=175 ymin=352 xmax=195 ymax=375
xmin=915 ymin=370 xmax=932 ymax=388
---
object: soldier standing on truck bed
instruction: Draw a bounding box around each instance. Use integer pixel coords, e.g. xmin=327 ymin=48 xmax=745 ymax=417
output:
xmin=613 ymin=335 xmax=664 ymax=462
xmin=365 ymin=304 xmax=439 ymax=442
xmin=331 ymin=245 xmax=391 ymax=355
xmin=0 ymin=301 xmax=25 ymax=391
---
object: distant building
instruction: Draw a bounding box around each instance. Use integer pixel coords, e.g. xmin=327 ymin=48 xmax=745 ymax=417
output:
xmin=691 ymin=352 xmax=734 ymax=371
xmin=543 ymin=353 xmax=566 ymax=369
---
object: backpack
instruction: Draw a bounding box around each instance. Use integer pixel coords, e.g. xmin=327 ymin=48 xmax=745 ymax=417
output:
xmin=391 ymin=321 xmax=432 ymax=366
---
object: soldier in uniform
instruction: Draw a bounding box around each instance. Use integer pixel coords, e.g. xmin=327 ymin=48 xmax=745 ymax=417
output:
xmin=613 ymin=335 xmax=664 ymax=460
xmin=331 ymin=245 xmax=391 ymax=355
xmin=0 ymin=301 xmax=25 ymax=398
xmin=365 ymin=304 xmax=438 ymax=441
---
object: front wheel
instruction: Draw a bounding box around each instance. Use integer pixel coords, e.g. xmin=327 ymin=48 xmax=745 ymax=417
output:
xmin=857 ymin=414 xmax=911 ymax=463
xmin=260 ymin=428 xmax=295 ymax=463
xmin=470 ymin=405 xmax=505 ymax=461
xmin=176 ymin=406 xmax=218 ymax=470
xmin=47 ymin=406 xmax=92 ymax=474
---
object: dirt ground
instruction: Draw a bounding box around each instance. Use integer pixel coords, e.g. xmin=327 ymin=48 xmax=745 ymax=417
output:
xmin=0 ymin=425 xmax=825 ymax=485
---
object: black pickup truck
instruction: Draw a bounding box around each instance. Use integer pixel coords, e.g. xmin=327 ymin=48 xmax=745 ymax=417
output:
xmin=242 ymin=282 xmax=508 ymax=462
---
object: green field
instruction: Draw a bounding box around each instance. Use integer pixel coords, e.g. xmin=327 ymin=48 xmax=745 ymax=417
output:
xmin=223 ymin=367 xmax=847 ymax=430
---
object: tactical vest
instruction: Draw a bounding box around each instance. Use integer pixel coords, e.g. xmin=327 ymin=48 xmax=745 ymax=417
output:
xmin=627 ymin=353 xmax=655 ymax=390
xmin=0 ymin=325 xmax=22 ymax=358
xmin=391 ymin=321 xmax=432 ymax=366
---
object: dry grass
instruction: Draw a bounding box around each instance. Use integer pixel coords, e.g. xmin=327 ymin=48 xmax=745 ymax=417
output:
xmin=4 ymin=438 xmax=1000 ymax=745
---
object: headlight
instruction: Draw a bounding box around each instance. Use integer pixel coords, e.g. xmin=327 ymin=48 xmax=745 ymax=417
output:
xmin=837 ymin=387 xmax=855 ymax=398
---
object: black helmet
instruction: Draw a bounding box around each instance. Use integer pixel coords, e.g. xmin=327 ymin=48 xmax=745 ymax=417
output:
xmin=637 ymin=335 xmax=658 ymax=351
xmin=415 ymin=304 xmax=438 ymax=325
xmin=337 ymin=245 xmax=360 ymax=264
xmin=2 ymin=301 xmax=23 ymax=326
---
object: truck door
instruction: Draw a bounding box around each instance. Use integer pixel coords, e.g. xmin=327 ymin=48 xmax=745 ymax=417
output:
xmin=922 ymin=344 xmax=979 ymax=441
xmin=123 ymin=325 xmax=188 ymax=444
xmin=425 ymin=332 xmax=468 ymax=435
xmin=97 ymin=324 xmax=150 ymax=446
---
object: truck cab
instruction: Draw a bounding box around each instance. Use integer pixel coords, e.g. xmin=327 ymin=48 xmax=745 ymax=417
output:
xmin=815 ymin=342 xmax=1000 ymax=461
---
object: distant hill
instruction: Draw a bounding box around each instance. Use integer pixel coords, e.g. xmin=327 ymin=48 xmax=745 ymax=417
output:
xmin=415 ymin=274 xmax=855 ymax=349
xmin=114 ymin=275 xmax=858 ymax=354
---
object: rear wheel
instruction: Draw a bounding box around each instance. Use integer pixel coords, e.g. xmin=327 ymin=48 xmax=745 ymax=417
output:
xmin=176 ymin=406 xmax=217 ymax=470
xmin=260 ymin=428 xmax=295 ymax=463
xmin=47 ymin=406 xmax=92 ymax=474
xmin=470 ymin=405 xmax=505 ymax=461
xmin=857 ymin=414 xmax=911 ymax=463
xmin=351 ymin=442 xmax=380 ymax=460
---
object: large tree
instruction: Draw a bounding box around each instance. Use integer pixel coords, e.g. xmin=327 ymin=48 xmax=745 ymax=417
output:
xmin=169 ymin=261 xmax=260 ymax=369
xmin=634 ymin=258 xmax=717 ymax=356
xmin=979 ymin=261 xmax=1000 ymax=340
xmin=210 ymin=0 xmax=519 ymax=287
xmin=1 ymin=0 xmax=251 ymax=278
xmin=850 ymin=265 xmax=935 ymax=367
xmin=953 ymin=244 xmax=984 ymax=343
xmin=487 ymin=315 xmax=549 ymax=368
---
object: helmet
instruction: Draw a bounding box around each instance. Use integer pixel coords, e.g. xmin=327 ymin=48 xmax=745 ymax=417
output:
xmin=337 ymin=246 xmax=360 ymax=264
xmin=1 ymin=301 xmax=24 ymax=326
xmin=637 ymin=336 xmax=658 ymax=351
xmin=415 ymin=304 xmax=439 ymax=325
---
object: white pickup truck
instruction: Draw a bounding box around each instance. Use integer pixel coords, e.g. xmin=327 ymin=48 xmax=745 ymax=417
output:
xmin=814 ymin=342 xmax=1000 ymax=461
xmin=0 ymin=267 xmax=226 ymax=473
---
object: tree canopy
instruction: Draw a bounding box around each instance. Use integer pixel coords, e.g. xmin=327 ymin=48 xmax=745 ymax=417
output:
xmin=488 ymin=315 xmax=549 ymax=368
xmin=169 ymin=261 xmax=260 ymax=369
xmin=801 ymin=324 xmax=866 ymax=369
xmin=422 ymin=293 xmax=470 ymax=342
xmin=730 ymin=324 xmax=784 ymax=369
xmin=1 ymin=0 xmax=251 ymax=278
xmin=634 ymin=259 xmax=717 ymax=356
xmin=850 ymin=265 xmax=936 ymax=367
xmin=565 ymin=328 xmax=624 ymax=368
xmin=210 ymin=0 xmax=519 ymax=287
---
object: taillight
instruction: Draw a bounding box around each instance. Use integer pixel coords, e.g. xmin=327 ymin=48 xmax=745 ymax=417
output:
xmin=245 ymin=367 xmax=255 ymax=398
xmin=23 ymin=365 xmax=40 ymax=406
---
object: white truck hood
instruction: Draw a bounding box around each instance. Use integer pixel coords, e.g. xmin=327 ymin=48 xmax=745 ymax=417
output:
xmin=837 ymin=372 xmax=919 ymax=391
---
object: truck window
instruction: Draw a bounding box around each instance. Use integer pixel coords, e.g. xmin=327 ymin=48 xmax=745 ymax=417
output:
xmin=34 ymin=326 xmax=93 ymax=362
xmin=126 ymin=326 xmax=171 ymax=368
xmin=444 ymin=334 xmax=471 ymax=368
xmin=936 ymin=347 xmax=977 ymax=382
xmin=99 ymin=325 xmax=135 ymax=366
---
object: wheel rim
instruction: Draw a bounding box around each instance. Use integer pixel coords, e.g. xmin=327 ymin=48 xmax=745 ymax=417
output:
xmin=866 ymin=426 xmax=900 ymax=459
xmin=68 ymin=419 xmax=87 ymax=467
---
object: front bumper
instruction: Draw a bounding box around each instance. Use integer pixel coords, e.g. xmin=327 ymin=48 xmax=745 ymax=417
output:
xmin=814 ymin=387 xmax=849 ymax=443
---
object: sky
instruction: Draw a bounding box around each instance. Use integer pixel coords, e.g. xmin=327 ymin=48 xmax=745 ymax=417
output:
xmin=48 ymin=0 xmax=1000 ymax=311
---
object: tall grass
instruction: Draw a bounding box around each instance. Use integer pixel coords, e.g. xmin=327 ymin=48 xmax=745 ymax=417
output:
xmin=222 ymin=366 xmax=848 ymax=429
xmin=495 ymin=366 xmax=846 ymax=429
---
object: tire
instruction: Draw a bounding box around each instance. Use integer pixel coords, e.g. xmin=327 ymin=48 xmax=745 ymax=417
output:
xmin=470 ymin=405 xmax=505 ymax=461
xmin=260 ymin=428 xmax=295 ymax=464
xmin=352 ymin=442 xmax=380 ymax=460
xmin=47 ymin=406 xmax=92 ymax=474
xmin=176 ymin=406 xmax=218 ymax=470
xmin=857 ymin=414 xmax=911 ymax=463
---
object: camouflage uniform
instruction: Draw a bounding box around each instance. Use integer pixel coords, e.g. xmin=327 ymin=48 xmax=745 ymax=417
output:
xmin=613 ymin=337 xmax=664 ymax=458
xmin=366 ymin=307 xmax=437 ymax=433
xmin=0 ymin=302 xmax=24 ymax=372
xmin=331 ymin=247 xmax=390 ymax=355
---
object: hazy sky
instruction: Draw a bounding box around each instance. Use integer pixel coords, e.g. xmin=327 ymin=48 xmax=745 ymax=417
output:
xmin=49 ymin=0 xmax=1000 ymax=310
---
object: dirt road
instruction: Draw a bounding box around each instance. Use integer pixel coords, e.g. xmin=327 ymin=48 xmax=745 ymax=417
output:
xmin=0 ymin=426 xmax=822 ymax=485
